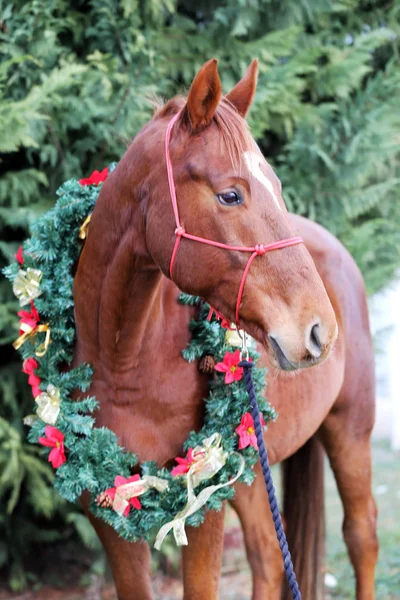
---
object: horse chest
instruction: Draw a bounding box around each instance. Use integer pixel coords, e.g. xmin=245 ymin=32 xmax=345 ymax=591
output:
xmin=90 ymin=356 xmax=208 ymax=466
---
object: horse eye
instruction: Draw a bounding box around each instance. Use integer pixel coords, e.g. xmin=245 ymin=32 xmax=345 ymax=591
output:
xmin=217 ymin=191 xmax=242 ymax=206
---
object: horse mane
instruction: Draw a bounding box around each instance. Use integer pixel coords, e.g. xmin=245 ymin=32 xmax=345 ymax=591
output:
xmin=153 ymin=95 xmax=253 ymax=169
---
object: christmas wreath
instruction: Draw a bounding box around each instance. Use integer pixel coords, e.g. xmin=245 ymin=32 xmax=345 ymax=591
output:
xmin=4 ymin=164 xmax=276 ymax=548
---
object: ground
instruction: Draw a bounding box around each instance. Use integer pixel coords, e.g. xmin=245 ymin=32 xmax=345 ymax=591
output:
xmin=0 ymin=440 xmax=399 ymax=599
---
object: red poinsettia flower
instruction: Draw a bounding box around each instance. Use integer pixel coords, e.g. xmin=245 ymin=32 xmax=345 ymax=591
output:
xmin=15 ymin=246 xmax=24 ymax=265
xmin=105 ymin=475 xmax=142 ymax=516
xmin=18 ymin=302 xmax=40 ymax=333
xmin=214 ymin=350 xmax=244 ymax=384
xmin=79 ymin=167 xmax=109 ymax=186
xmin=38 ymin=425 xmax=66 ymax=468
xmin=235 ymin=412 xmax=266 ymax=450
xmin=171 ymin=448 xmax=199 ymax=477
xmin=22 ymin=357 xmax=41 ymax=397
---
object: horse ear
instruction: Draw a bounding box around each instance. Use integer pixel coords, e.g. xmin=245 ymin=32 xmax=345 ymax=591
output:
xmin=225 ymin=59 xmax=258 ymax=118
xmin=186 ymin=58 xmax=222 ymax=130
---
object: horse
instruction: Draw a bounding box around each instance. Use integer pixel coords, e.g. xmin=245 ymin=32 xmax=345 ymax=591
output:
xmin=73 ymin=58 xmax=378 ymax=599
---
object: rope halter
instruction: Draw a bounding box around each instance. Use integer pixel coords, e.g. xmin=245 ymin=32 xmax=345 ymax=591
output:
xmin=165 ymin=111 xmax=303 ymax=327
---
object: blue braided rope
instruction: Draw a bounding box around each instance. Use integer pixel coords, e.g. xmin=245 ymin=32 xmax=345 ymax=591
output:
xmin=239 ymin=360 xmax=302 ymax=600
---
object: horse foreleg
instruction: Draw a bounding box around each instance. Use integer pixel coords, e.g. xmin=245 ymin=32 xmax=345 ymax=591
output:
xmin=182 ymin=505 xmax=226 ymax=599
xmin=320 ymin=407 xmax=378 ymax=600
xmin=230 ymin=469 xmax=283 ymax=600
xmin=81 ymin=493 xmax=154 ymax=600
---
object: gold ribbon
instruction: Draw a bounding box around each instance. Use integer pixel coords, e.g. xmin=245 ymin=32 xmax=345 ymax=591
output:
xmin=13 ymin=322 xmax=51 ymax=357
xmin=154 ymin=434 xmax=245 ymax=550
xmin=13 ymin=268 xmax=42 ymax=306
xmin=35 ymin=384 xmax=61 ymax=425
xmin=113 ymin=476 xmax=169 ymax=516
xmin=79 ymin=214 xmax=92 ymax=240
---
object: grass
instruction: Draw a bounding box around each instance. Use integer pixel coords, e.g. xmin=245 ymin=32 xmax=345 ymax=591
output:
xmin=324 ymin=439 xmax=400 ymax=599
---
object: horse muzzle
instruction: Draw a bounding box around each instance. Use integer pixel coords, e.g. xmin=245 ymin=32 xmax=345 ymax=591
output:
xmin=267 ymin=320 xmax=338 ymax=371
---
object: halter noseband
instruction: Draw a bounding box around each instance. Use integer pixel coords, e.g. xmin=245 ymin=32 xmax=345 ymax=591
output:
xmin=165 ymin=112 xmax=303 ymax=327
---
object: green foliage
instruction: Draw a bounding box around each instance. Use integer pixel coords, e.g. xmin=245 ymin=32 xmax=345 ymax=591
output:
xmin=279 ymin=63 xmax=400 ymax=293
xmin=1 ymin=0 xmax=399 ymax=589
xmin=0 ymin=376 xmax=62 ymax=591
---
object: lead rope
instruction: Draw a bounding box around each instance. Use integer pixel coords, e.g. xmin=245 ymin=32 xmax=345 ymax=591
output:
xmin=239 ymin=350 xmax=302 ymax=599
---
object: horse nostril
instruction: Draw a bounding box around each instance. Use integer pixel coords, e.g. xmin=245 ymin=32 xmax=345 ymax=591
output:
xmin=311 ymin=323 xmax=321 ymax=348
xmin=268 ymin=335 xmax=296 ymax=371
xmin=308 ymin=323 xmax=322 ymax=358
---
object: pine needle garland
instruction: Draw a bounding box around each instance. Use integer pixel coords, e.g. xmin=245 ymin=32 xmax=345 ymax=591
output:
xmin=4 ymin=167 xmax=276 ymax=544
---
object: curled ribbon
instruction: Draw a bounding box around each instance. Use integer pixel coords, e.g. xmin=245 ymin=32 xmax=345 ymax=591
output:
xmin=35 ymin=384 xmax=61 ymax=425
xmin=13 ymin=322 xmax=51 ymax=357
xmin=79 ymin=214 xmax=92 ymax=240
xmin=112 ymin=476 xmax=169 ymax=516
xmin=13 ymin=268 xmax=42 ymax=306
xmin=154 ymin=434 xmax=245 ymax=550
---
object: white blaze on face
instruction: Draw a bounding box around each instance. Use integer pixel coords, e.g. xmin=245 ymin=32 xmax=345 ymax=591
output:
xmin=243 ymin=150 xmax=282 ymax=211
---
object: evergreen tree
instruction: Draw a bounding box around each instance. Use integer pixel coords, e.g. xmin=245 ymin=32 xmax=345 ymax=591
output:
xmin=1 ymin=0 xmax=399 ymax=589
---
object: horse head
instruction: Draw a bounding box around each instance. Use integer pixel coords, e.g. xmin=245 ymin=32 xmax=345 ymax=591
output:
xmin=105 ymin=59 xmax=338 ymax=371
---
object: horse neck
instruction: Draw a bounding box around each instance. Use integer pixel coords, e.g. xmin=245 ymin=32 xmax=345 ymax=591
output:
xmin=74 ymin=139 xmax=182 ymax=387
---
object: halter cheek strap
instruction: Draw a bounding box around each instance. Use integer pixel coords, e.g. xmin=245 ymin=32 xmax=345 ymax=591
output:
xmin=165 ymin=112 xmax=303 ymax=327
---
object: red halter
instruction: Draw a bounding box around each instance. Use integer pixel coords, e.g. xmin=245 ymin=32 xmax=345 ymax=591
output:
xmin=165 ymin=112 xmax=303 ymax=327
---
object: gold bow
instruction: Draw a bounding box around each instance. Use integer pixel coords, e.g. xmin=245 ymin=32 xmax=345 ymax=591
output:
xmin=13 ymin=268 xmax=43 ymax=306
xmin=13 ymin=322 xmax=51 ymax=357
xmin=113 ymin=476 xmax=169 ymax=516
xmin=187 ymin=433 xmax=228 ymax=488
xmin=35 ymin=384 xmax=61 ymax=425
xmin=79 ymin=214 xmax=92 ymax=240
xmin=154 ymin=434 xmax=245 ymax=550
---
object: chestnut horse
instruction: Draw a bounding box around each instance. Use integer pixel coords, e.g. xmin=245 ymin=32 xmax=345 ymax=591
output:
xmin=74 ymin=59 xmax=378 ymax=599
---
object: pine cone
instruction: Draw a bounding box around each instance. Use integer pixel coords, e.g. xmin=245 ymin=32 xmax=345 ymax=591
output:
xmin=95 ymin=491 xmax=113 ymax=509
xmin=199 ymin=355 xmax=216 ymax=374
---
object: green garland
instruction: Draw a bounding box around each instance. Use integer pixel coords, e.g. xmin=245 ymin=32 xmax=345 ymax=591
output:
xmin=4 ymin=165 xmax=276 ymax=545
